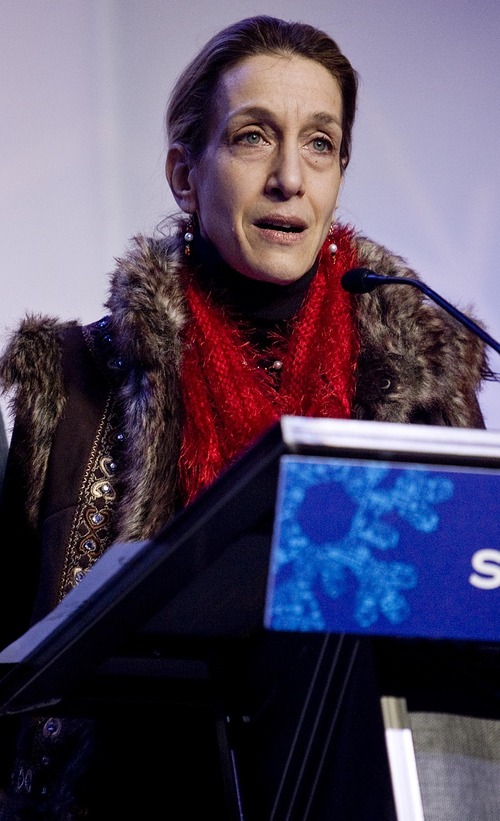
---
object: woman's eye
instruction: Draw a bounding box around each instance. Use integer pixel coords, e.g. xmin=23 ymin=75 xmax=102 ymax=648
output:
xmin=311 ymin=136 xmax=333 ymax=153
xmin=242 ymin=131 xmax=262 ymax=145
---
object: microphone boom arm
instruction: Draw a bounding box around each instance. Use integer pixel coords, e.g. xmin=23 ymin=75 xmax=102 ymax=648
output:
xmin=344 ymin=269 xmax=500 ymax=356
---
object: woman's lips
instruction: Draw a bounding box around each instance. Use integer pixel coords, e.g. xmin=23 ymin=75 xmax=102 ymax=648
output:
xmin=254 ymin=216 xmax=307 ymax=244
xmin=255 ymin=214 xmax=307 ymax=230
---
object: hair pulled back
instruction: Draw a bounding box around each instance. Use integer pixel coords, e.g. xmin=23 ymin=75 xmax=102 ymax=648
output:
xmin=166 ymin=15 xmax=358 ymax=170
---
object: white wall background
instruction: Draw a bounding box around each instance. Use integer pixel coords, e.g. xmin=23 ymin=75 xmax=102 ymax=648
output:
xmin=1 ymin=0 xmax=499 ymax=433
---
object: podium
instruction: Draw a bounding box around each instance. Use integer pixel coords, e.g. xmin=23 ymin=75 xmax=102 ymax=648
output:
xmin=0 ymin=417 xmax=499 ymax=819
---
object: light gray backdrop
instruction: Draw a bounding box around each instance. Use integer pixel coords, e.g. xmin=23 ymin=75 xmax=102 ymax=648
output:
xmin=1 ymin=0 xmax=499 ymax=432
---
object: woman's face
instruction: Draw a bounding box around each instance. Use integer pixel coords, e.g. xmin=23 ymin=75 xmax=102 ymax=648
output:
xmin=187 ymin=53 xmax=344 ymax=283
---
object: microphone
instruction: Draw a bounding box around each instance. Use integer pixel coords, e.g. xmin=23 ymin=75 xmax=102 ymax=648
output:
xmin=341 ymin=267 xmax=500 ymax=356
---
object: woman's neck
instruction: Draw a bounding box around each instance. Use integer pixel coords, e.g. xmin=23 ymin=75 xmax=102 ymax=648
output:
xmin=191 ymin=234 xmax=318 ymax=328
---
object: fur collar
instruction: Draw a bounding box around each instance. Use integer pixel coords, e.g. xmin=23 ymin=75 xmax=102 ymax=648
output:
xmin=104 ymin=229 xmax=488 ymax=429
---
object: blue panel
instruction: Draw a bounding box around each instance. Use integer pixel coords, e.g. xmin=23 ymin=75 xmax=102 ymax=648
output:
xmin=264 ymin=455 xmax=500 ymax=641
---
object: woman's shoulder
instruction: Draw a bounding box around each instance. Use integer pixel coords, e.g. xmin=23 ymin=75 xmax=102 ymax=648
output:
xmin=0 ymin=315 xmax=79 ymax=391
xmin=353 ymin=231 xmax=421 ymax=280
xmin=350 ymin=230 xmax=488 ymax=427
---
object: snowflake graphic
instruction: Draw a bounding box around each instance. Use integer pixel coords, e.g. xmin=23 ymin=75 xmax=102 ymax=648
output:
xmin=269 ymin=457 xmax=454 ymax=632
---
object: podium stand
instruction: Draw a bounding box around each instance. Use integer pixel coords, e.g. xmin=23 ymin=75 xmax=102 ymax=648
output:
xmin=0 ymin=417 xmax=499 ymax=819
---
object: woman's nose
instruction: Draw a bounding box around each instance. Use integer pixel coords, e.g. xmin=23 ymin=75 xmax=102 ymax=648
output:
xmin=265 ymin=144 xmax=305 ymax=199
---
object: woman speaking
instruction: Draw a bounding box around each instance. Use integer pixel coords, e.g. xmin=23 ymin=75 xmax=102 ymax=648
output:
xmin=0 ymin=15 xmax=492 ymax=820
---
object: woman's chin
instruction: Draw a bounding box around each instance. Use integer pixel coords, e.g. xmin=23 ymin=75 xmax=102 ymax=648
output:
xmin=236 ymin=251 xmax=314 ymax=284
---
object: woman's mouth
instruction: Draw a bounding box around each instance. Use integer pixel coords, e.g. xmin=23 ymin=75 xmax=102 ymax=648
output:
xmin=254 ymin=216 xmax=307 ymax=243
xmin=255 ymin=216 xmax=306 ymax=233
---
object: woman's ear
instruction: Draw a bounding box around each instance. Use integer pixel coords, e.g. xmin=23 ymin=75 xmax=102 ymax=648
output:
xmin=166 ymin=143 xmax=197 ymax=213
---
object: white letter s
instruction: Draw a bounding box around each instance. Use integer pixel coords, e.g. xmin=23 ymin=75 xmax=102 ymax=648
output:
xmin=470 ymin=549 xmax=500 ymax=590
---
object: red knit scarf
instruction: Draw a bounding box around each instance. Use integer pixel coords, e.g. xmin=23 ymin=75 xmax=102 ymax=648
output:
xmin=178 ymin=223 xmax=359 ymax=505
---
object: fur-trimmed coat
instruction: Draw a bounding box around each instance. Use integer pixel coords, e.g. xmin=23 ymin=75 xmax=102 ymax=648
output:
xmin=0 ymin=229 xmax=489 ymax=819
xmin=0 ymin=229 xmax=487 ymax=638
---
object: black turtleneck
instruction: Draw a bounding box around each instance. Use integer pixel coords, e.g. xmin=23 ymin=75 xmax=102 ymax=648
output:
xmin=191 ymin=234 xmax=318 ymax=354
